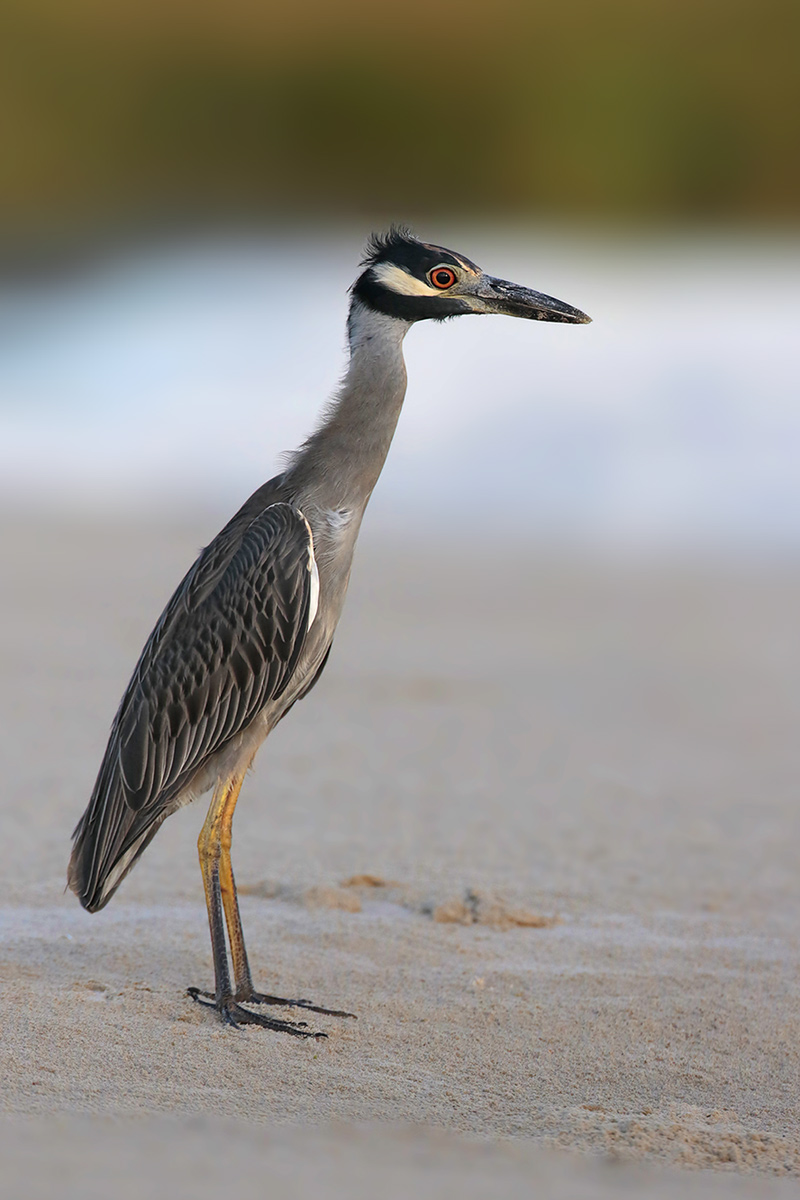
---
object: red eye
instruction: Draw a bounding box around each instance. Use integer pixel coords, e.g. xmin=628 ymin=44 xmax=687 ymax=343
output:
xmin=430 ymin=266 xmax=457 ymax=289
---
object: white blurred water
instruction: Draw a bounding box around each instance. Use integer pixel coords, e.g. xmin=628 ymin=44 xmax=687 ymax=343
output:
xmin=0 ymin=228 xmax=797 ymax=552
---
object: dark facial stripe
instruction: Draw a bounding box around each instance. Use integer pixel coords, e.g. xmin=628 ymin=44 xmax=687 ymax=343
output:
xmin=352 ymin=273 xmax=473 ymax=322
xmin=355 ymin=229 xmax=482 ymax=321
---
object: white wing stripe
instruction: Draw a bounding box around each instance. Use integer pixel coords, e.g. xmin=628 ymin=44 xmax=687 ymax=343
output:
xmin=298 ymin=511 xmax=320 ymax=629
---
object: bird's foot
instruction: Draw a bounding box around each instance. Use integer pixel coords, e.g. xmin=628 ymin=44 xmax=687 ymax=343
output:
xmin=238 ymin=987 xmax=356 ymax=1020
xmin=186 ymin=986 xmax=326 ymax=1036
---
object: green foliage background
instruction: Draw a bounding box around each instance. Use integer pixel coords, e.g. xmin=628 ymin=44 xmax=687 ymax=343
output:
xmin=1 ymin=0 xmax=797 ymax=230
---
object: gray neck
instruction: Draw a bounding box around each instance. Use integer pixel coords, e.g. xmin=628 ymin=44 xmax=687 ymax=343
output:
xmin=286 ymin=300 xmax=411 ymax=512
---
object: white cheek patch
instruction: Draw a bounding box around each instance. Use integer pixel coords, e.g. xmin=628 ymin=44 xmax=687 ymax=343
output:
xmin=371 ymin=262 xmax=439 ymax=298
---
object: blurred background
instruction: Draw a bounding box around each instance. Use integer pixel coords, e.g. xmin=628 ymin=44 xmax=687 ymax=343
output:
xmin=2 ymin=4 xmax=800 ymax=1168
xmin=0 ymin=0 xmax=797 ymax=550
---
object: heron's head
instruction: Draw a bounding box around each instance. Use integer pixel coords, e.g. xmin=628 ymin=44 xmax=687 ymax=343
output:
xmin=351 ymin=227 xmax=591 ymax=327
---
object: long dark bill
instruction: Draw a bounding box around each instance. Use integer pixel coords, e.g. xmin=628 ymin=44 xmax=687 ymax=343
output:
xmin=476 ymin=276 xmax=591 ymax=324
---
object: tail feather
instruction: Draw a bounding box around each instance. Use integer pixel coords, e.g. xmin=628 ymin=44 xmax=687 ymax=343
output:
xmin=68 ymin=755 xmax=167 ymax=912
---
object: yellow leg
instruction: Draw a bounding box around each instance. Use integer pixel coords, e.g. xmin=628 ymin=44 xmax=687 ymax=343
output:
xmin=196 ymin=772 xmax=245 ymax=1003
xmin=215 ymin=778 xmax=256 ymax=998
xmin=191 ymin=768 xmax=354 ymax=1030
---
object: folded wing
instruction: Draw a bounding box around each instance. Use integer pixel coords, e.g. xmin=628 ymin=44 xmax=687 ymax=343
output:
xmin=69 ymin=502 xmax=316 ymax=911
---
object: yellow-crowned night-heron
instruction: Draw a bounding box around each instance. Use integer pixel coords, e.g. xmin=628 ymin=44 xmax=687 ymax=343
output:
xmin=69 ymin=229 xmax=590 ymax=1035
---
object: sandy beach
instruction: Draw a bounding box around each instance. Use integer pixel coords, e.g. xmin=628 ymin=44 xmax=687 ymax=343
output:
xmin=1 ymin=513 xmax=798 ymax=1197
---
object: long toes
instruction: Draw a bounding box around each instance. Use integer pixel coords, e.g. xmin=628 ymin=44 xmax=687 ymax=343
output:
xmin=247 ymin=992 xmax=356 ymax=1019
xmin=187 ymin=988 xmax=339 ymax=1035
xmin=187 ymin=986 xmax=216 ymax=1007
xmin=187 ymin=992 xmax=326 ymax=1036
xmin=229 ymin=1003 xmax=325 ymax=1037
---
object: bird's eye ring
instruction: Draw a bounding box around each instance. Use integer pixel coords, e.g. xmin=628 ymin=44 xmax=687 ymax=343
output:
xmin=429 ymin=266 xmax=457 ymax=290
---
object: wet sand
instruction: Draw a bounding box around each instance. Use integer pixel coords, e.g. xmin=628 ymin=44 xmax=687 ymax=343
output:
xmin=1 ymin=514 xmax=798 ymax=1196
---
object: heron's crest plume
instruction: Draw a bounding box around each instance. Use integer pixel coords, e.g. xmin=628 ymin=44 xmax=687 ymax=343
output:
xmin=360 ymin=225 xmax=421 ymax=268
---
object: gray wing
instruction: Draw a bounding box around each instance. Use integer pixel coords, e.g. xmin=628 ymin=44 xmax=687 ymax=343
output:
xmin=69 ymin=502 xmax=316 ymax=911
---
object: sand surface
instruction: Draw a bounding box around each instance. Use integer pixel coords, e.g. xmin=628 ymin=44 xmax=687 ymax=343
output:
xmin=0 ymin=515 xmax=798 ymax=1196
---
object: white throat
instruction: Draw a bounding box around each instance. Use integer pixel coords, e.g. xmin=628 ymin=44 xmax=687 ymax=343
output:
xmin=346 ymin=298 xmax=411 ymax=353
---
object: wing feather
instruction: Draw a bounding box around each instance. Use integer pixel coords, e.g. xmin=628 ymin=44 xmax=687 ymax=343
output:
xmin=69 ymin=501 xmax=317 ymax=911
